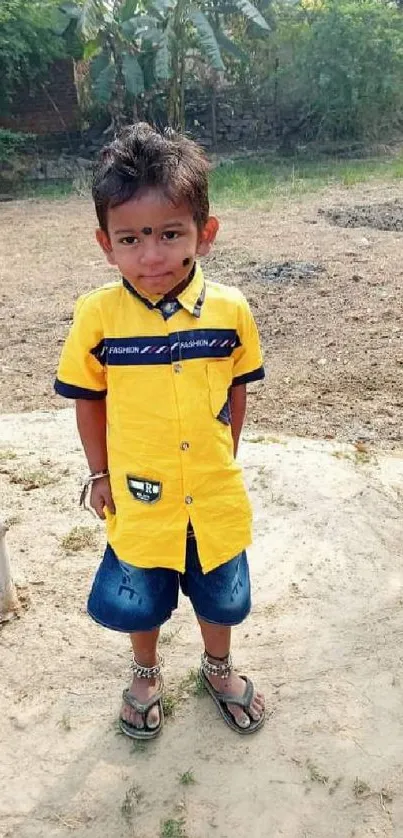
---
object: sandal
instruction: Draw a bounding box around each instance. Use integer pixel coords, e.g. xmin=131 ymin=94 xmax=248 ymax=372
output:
xmin=119 ymin=656 xmax=164 ymax=741
xmin=199 ymin=652 xmax=265 ymax=735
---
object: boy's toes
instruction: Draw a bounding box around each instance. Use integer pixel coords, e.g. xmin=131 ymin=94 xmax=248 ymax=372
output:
xmin=247 ymin=691 xmax=265 ymax=722
xmin=146 ymin=705 xmax=160 ymax=729
xmin=229 ymin=705 xmax=251 ymax=729
xmin=121 ymin=705 xmax=145 ymax=729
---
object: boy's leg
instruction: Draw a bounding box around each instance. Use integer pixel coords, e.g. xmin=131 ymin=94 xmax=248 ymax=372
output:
xmin=87 ymin=545 xmax=179 ymax=732
xmin=121 ymin=629 xmax=161 ymax=730
xmin=182 ymin=534 xmax=265 ymax=731
xmin=198 ymin=619 xmax=265 ymax=729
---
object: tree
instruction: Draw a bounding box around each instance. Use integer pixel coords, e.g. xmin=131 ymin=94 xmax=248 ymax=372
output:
xmin=0 ymin=0 xmax=76 ymax=113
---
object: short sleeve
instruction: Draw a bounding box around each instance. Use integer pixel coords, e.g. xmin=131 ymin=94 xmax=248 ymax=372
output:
xmin=54 ymin=295 xmax=107 ymax=400
xmin=232 ymin=293 xmax=265 ymax=387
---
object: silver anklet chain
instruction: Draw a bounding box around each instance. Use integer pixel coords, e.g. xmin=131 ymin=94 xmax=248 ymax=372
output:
xmin=201 ymin=651 xmax=233 ymax=679
xmin=131 ymin=654 xmax=162 ymax=679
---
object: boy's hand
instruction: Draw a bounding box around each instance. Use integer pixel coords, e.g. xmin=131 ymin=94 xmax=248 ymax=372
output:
xmin=90 ymin=476 xmax=116 ymax=519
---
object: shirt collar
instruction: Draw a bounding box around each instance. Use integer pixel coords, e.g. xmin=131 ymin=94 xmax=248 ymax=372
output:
xmin=122 ymin=262 xmax=206 ymax=319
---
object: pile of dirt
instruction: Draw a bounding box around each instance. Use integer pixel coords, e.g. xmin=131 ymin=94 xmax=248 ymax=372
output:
xmin=247 ymin=260 xmax=325 ymax=283
xmin=319 ymin=199 xmax=403 ymax=231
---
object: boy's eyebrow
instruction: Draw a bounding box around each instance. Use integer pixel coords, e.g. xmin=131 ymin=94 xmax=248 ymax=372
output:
xmin=113 ymin=221 xmax=187 ymax=235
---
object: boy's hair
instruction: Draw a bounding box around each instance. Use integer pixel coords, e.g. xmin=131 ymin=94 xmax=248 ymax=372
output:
xmin=92 ymin=122 xmax=210 ymax=233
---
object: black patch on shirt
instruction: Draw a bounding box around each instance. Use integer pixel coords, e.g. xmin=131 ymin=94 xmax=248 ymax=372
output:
xmin=127 ymin=475 xmax=162 ymax=504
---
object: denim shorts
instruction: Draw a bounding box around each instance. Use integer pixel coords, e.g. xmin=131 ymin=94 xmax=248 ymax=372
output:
xmin=87 ymin=532 xmax=251 ymax=633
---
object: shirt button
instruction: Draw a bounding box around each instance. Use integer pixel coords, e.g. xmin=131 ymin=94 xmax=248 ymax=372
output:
xmin=180 ymin=442 xmax=190 ymax=451
xmin=173 ymin=363 xmax=182 ymax=373
xmin=185 ymin=495 xmax=193 ymax=505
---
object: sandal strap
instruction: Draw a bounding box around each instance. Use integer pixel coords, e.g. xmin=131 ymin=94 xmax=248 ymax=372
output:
xmin=122 ymin=686 xmax=163 ymax=715
xmin=207 ymin=676 xmax=254 ymax=709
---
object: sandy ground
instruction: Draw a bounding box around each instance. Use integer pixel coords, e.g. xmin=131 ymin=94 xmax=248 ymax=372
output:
xmin=1 ymin=408 xmax=403 ymax=838
xmin=1 ymin=181 xmax=403 ymax=446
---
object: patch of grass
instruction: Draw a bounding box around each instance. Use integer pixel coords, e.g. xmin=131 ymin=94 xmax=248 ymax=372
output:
xmin=354 ymin=450 xmax=373 ymax=466
xmin=160 ymin=818 xmax=187 ymax=838
xmin=210 ymin=152 xmax=403 ymax=211
xmin=178 ymin=769 xmax=196 ymax=786
xmin=57 ymin=713 xmax=71 ymax=732
xmin=17 ymin=181 xmax=76 ymax=200
xmin=178 ymin=668 xmax=205 ymax=698
xmin=131 ymin=739 xmax=147 ymax=753
xmin=4 ymin=514 xmax=21 ymax=527
xmin=0 ymin=449 xmax=17 ymax=461
xmin=306 ymin=759 xmax=329 ymax=785
xmin=160 ymin=626 xmax=182 ymax=645
xmin=163 ymin=670 xmax=204 ymax=718
xmin=353 ymin=778 xmax=371 ymax=798
xmin=328 ymin=776 xmax=343 ymax=795
xmin=121 ymin=783 xmax=144 ymax=821
xmin=9 ymin=468 xmax=60 ymax=490
xmin=61 ymin=526 xmax=98 ymax=553
xmin=331 ymin=450 xmax=352 ymax=461
xmin=162 ymin=692 xmax=177 ymax=718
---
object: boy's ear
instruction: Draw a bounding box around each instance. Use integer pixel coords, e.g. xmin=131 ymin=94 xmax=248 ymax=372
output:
xmin=197 ymin=216 xmax=219 ymax=257
xmin=96 ymin=228 xmax=116 ymax=265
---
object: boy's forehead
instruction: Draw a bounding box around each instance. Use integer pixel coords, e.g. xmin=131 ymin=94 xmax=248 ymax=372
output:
xmin=107 ymin=190 xmax=195 ymax=232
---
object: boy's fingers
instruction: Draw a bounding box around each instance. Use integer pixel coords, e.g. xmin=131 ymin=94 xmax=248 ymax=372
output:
xmin=106 ymin=498 xmax=116 ymax=515
xmin=93 ymin=498 xmax=106 ymax=519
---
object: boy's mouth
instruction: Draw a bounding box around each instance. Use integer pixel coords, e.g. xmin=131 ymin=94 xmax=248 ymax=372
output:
xmin=140 ymin=272 xmax=172 ymax=280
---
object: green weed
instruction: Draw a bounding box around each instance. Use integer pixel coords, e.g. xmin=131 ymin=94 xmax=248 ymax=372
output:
xmin=178 ymin=770 xmax=196 ymax=786
xmin=9 ymin=469 xmax=59 ymax=490
xmin=160 ymin=818 xmax=187 ymax=838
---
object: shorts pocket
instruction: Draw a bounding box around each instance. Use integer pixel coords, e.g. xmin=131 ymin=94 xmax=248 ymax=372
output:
xmin=207 ymin=360 xmax=233 ymax=423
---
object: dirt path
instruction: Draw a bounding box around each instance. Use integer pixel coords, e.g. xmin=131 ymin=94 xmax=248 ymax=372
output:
xmin=1 ymin=181 xmax=403 ymax=447
xmin=1 ymin=409 xmax=403 ymax=838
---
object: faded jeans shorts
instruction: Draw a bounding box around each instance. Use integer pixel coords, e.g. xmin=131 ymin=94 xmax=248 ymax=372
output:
xmin=87 ymin=529 xmax=251 ymax=633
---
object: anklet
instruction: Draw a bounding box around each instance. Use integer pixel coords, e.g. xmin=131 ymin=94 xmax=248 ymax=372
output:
xmin=201 ymin=651 xmax=233 ymax=679
xmin=131 ymin=654 xmax=162 ymax=679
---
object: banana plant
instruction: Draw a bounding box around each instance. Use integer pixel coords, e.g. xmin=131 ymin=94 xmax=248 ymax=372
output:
xmin=57 ymin=0 xmax=159 ymax=127
xmin=148 ymin=0 xmax=271 ymax=128
xmin=57 ymin=0 xmax=270 ymax=129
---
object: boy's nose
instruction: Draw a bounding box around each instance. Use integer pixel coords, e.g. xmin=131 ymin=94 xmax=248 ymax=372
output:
xmin=139 ymin=241 xmax=164 ymax=267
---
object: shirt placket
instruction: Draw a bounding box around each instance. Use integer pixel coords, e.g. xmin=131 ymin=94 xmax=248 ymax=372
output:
xmin=163 ymin=310 xmax=194 ymax=513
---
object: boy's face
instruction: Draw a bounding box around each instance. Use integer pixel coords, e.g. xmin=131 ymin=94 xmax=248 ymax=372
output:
xmin=96 ymin=189 xmax=218 ymax=297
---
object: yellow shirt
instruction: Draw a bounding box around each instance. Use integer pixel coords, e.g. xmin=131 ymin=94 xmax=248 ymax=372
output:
xmin=55 ymin=264 xmax=264 ymax=572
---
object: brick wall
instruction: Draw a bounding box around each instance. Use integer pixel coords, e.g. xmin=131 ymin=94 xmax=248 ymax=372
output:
xmin=0 ymin=60 xmax=80 ymax=135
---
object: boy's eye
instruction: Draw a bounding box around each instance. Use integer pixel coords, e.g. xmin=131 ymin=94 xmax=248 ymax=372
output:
xmin=162 ymin=231 xmax=179 ymax=240
xmin=119 ymin=236 xmax=138 ymax=245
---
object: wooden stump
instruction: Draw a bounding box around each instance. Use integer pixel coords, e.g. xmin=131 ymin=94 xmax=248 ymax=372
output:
xmin=0 ymin=520 xmax=20 ymax=622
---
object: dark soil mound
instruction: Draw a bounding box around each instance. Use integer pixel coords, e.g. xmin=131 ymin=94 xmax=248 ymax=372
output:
xmin=319 ymin=200 xmax=403 ymax=231
xmin=249 ymin=260 xmax=325 ymax=283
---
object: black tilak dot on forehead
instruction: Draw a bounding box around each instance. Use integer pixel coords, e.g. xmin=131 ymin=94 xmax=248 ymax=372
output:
xmin=182 ymin=257 xmax=191 ymax=266
xmin=141 ymin=227 xmax=152 ymax=235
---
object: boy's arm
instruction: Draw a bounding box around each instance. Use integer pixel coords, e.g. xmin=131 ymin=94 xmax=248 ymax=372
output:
xmin=230 ymin=384 xmax=247 ymax=458
xmin=76 ymin=399 xmax=115 ymax=519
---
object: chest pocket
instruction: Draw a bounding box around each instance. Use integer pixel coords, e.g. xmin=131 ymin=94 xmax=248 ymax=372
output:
xmin=207 ymin=359 xmax=233 ymax=424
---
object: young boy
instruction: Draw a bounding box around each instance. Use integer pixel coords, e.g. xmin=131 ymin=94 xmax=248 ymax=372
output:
xmin=55 ymin=123 xmax=266 ymax=740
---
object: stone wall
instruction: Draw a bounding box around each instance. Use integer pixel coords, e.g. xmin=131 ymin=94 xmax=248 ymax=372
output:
xmin=185 ymin=89 xmax=276 ymax=149
xmin=0 ymin=60 xmax=80 ymax=135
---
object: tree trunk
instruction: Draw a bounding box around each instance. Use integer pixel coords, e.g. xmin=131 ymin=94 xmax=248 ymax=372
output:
xmin=0 ymin=520 xmax=19 ymax=623
xmin=211 ymin=80 xmax=217 ymax=151
xmin=179 ymin=51 xmax=186 ymax=132
xmin=167 ymin=0 xmax=186 ymax=128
